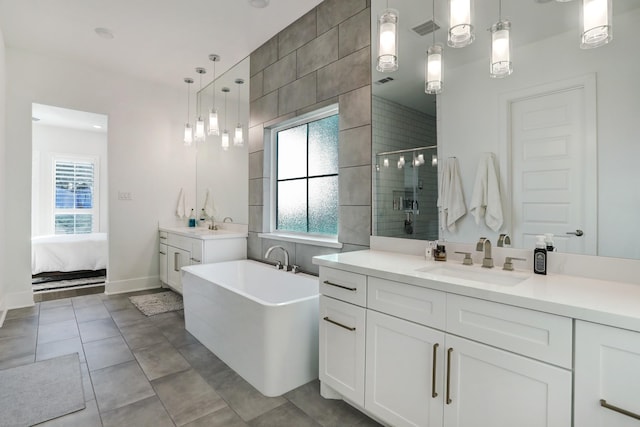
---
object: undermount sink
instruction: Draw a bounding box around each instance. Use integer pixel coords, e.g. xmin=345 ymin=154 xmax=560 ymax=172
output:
xmin=416 ymin=264 xmax=530 ymax=286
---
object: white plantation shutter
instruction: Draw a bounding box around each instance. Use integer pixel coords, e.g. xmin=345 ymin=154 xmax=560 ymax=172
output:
xmin=54 ymin=158 xmax=97 ymax=234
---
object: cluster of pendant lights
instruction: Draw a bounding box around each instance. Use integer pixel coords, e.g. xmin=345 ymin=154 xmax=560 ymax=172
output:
xmin=376 ymin=0 xmax=613 ymax=94
xmin=183 ymin=54 xmax=245 ymax=149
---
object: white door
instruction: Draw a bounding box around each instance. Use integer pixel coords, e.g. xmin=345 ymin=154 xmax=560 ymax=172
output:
xmin=507 ymin=76 xmax=596 ymax=254
xmin=575 ymin=321 xmax=640 ymax=427
xmin=443 ymin=334 xmax=572 ymax=427
xmin=365 ymin=310 xmax=445 ymax=427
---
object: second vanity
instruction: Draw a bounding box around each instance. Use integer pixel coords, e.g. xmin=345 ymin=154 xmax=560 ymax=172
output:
xmin=159 ymin=225 xmax=247 ymax=294
xmin=313 ymin=248 xmax=640 ymax=427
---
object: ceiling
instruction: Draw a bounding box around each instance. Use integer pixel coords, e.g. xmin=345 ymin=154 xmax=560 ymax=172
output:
xmin=32 ymin=103 xmax=108 ymax=133
xmin=0 ymin=0 xmax=323 ymax=89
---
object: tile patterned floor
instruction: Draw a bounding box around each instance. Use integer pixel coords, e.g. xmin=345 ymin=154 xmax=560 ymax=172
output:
xmin=0 ymin=290 xmax=382 ymax=427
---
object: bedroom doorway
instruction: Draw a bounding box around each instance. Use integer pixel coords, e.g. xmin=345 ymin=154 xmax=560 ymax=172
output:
xmin=31 ymin=104 xmax=108 ymax=298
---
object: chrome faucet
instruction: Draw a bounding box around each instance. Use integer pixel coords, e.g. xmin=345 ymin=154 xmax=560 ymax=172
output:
xmin=223 ymin=217 xmax=233 ymax=223
xmin=497 ymin=234 xmax=511 ymax=247
xmin=476 ymin=237 xmax=494 ymax=268
xmin=265 ymin=245 xmax=289 ymax=270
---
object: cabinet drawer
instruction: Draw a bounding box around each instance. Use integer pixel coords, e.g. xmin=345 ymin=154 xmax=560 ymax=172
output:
xmin=319 ymin=267 xmax=366 ymax=307
xmin=368 ymin=276 xmax=446 ymax=330
xmin=159 ymin=231 xmax=168 ymax=245
xmin=167 ymin=233 xmax=194 ymax=252
xmin=446 ymin=294 xmax=572 ymax=368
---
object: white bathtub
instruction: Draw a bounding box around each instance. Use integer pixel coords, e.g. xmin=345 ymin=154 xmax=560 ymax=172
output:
xmin=182 ymin=260 xmax=319 ymax=397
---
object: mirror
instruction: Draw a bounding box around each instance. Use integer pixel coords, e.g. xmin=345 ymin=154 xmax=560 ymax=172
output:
xmin=371 ymin=0 xmax=640 ymax=260
xmin=195 ymin=57 xmax=249 ymax=225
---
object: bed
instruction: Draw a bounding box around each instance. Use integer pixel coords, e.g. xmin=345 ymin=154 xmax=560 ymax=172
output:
xmin=31 ymin=233 xmax=108 ymax=275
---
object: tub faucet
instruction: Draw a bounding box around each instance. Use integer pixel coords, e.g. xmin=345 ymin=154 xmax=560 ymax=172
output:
xmin=265 ymin=245 xmax=289 ymax=271
xmin=476 ymin=237 xmax=494 ymax=268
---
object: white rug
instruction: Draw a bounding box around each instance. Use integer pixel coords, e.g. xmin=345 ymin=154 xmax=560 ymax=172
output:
xmin=129 ymin=291 xmax=184 ymax=316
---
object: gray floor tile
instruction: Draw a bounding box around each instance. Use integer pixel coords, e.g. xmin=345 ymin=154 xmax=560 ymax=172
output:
xmin=5 ymin=304 xmax=39 ymax=320
xmin=134 ymin=340 xmax=191 ymax=381
xmin=74 ymin=303 xmax=111 ymax=323
xmin=110 ymin=308 xmax=149 ymax=328
xmin=177 ymin=342 xmax=228 ymax=380
xmin=37 ymin=319 xmax=79 ymax=344
xmin=153 ymin=369 xmax=227 ymax=426
xmin=101 ymin=395 xmax=175 ymax=427
xmin=102 ymin=295 xmax=135 ymax=313
xmin=39 ymin=298 xmax=72 ymax=309
xmin=119 ymin=322 xmax=168 ymax=350
xmin=0 ymin=316 xmax=39 ymax=339
xmin=159 ymin=322 xmax=199 ymax=348
xmin=36 ymin=336 xmax=85 ymax=362
xmin=184 ymin=406 xmax=249 ymax=427
xmin=78 ymin=318 xmax=121 ymax=343
xmin=39 ymin=305 xmax=76 ymax=324
xmin=71 ymin=294 xmax=105 ymax=308
xmin=210 ymin=366 xmax=287 ymax=422
xmin=81 ymin=362 xmax=96 ymax=402
xmin=0 ymin=335 xmax=36 ymax=369
xmin=91 ymin=360 xmax=156 ymax=412
xmin=84 ymin=335 xmax=134 ymax=371
xmin=35 ymin=399 xmax=102 ymax=427
xmin=249 ymin=402 xmax=321 ymax=427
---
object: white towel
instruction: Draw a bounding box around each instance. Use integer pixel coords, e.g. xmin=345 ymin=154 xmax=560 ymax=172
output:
xmin=176 ymin=188 xmax=186 ymax=219
xmin=203 ymin=188 xmax=216 ymax=219
xmin=470 ymin=153 xmax=503 ymax=232
xmin=437 ymin=157 xmax=466 ymax=232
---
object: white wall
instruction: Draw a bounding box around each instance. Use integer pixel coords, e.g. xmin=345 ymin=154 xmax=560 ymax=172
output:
xmin=4 ymin=47 xmax=197 ymax=307
xmin=0 ymin=23 xmax=7 ymax=319
xmin=439 ymin=8 xmax=640 ymax=259
xmin=32 ymin=124 xmax=108 ymax=236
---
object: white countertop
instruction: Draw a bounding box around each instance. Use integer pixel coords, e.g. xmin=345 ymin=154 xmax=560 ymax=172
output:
xmin=159 ymin=226 xmax=248 ymax=240
xmin=313 ymin=250 xmax=640 ymax=333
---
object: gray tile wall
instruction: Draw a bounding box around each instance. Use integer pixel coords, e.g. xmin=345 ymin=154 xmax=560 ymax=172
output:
xmin=248 ymin=0 xmax=371 ymax=275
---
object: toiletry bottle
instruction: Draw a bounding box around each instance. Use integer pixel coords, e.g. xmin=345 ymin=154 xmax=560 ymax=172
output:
xmin=534 ymin=235 xmax=547 ymax=275
xmin=188 ymin=209 xmax=196 ymax=227
xmin=199 ymin=208 xmax=207 ymax=225
xmin=544 ymin=233 xmax=555 ymax=252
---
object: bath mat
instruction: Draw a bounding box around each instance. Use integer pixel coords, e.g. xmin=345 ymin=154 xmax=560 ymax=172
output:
xmin=0 ymin=353 xmax=85 ymax=427
xmin=129 ymin=291 xmax=184 ymax=316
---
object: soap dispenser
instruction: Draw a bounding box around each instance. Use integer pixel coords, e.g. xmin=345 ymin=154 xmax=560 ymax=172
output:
xmin=534 ymin=235 xmax=547 ymax=275
xmin=188 ymin=209 xmax=196 ymax=228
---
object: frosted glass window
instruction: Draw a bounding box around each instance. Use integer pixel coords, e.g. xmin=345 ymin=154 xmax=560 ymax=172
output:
xmin=275 ymin=111 xmax=339 ymax=235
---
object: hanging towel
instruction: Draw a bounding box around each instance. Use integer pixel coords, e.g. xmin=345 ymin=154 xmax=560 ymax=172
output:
xmin=176 ymin=188 xmax=186 ymax=219
xmin=470 ymin=153 xmax=504 ymax=232
xmin=437 ymin=157 xmax=466 ymax=232
xmin=203 ymin=188 xmax=216 ymax=219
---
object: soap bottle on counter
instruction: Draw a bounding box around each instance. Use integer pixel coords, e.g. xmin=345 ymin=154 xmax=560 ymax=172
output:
xmin=534 ymin=235 xmax=547 ymax=275
xmin=188 ymin=209 xmax=196 ymax=227
xmin=544 ymin=233 xmax=555 ymax=252
xmin=199 ymin=208 xmax=207 ymax=226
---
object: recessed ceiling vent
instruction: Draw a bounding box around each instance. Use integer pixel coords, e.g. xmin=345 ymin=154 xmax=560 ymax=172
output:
xmin=412 ymin=20 xmax=440 ymax=37
xmin=374 ymin=77 xmax=395 ymax=85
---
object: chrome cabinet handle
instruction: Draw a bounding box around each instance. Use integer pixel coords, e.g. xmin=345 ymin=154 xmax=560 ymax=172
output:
xmin=323 ymin=316 xmax=356 ymax=331
xmin=160 ymin=236 xmax=167 ymax=240
xmin=566 ymin=229 xmax=584 ymax=236
xmin=446 ymin=347 xmax=453 ymax=404
xmin=174 ymin=253 xmax=180 ymax=272
xmin=323 ymin=280 xmax=357 ymax=292
xmin=432 ymin=343 xmax=439 ymax=398
xmin=600 ymin=399 xmax=640 ymax=420
xmin=190 ymin=258 xmax=201 ymax=263
xmin=159 ymin=251 xmax=166 ymax=255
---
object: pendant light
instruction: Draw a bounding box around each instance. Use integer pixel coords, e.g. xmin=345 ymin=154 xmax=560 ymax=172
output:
xmin=489 ymin=0 xmax=513 ymax=78
xmin=183 ymin=77 xmax=194 ymax=146
xmin=448 ymin=0 xmax=475 ymax=48
xmin=426 ymin=0 xmax=443 ymax=94
xmin=233 ymin=78 xmax=245 ymax=147
xmin=208 ymin=54 xmax=220 ymax=136
xmin=221 ymin=87 xmax=230 ymax=151
xmin=376 ymin=4 xmax=399 ymax=72
xmin=194 ymin=67 xmax=206 ymax=142
xmin=580 ymin=0 xmax=612 ymax=49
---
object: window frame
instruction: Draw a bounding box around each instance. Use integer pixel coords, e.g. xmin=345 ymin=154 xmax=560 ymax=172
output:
xmin=52 ymin=154 xmax=100 ymax=235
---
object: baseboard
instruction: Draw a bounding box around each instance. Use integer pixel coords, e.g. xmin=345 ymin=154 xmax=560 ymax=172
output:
xmin=105 ymin=275 xmax=162 ymax=295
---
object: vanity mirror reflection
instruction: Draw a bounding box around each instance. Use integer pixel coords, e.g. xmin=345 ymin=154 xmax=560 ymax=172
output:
xmin=195 ymin=56 xmax=249 ymax=225
xmin=371 ymin=0 xmax=640 ymax=260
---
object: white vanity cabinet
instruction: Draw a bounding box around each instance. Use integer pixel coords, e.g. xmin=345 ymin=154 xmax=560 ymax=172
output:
xmin=574 ymin=321 xmax=640 ymax=427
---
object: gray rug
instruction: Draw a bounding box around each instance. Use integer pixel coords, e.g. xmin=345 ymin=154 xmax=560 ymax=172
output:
xmin=0 ymin=353 xmax=85 ymax=427
xmin=129 ymin=291 xmax=183 ymax=316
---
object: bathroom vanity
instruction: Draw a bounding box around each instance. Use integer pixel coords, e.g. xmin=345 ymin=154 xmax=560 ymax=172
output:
xmin=158 ymin=226 xmax=247 ymax=294
xmin=313 ymin=249 xmax=640 ymax=427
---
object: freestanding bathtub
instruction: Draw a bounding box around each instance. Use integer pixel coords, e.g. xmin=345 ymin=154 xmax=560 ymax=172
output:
xmin=182 ymin=260 xmax=319 ymax=397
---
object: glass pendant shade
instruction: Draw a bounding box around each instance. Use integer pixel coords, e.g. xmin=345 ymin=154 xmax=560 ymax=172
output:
xmin=234 ymin=124 xmax=244 ymax=146
xmin=195 ymin=117 xmax=205 ymax=142
xmin=425 ymin=44 xmax=443 ymax=94
xmin=580 ymin=0 xmax=612 ymax=49
xmin=448 ymin=0 xmax=475 ymax=48
xmin=184 ymin=123 xmax=193 ymax=146
xmin=490 ymin=20 xmax=513 ymax=78
xmin=383 ymin=158 xmax=389 ymax=168
xmin=376 ymin=9 xmax=399 ymax=72
xmin=208 ymin=109 xmax=220 ymax=135
xmin=221 ymin=130 xmax=230 ymax=150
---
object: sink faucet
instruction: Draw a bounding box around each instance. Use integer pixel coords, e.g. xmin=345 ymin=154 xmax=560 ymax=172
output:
xmin=265 ymin=245 xmax=289 ymax=271
xmin=223 ymin=217 xmax=233 ymax=223
xmin=497 ymin=234 xmax=511 ymax=247
xmin=476 ymin=237 xmax=494 ymax=268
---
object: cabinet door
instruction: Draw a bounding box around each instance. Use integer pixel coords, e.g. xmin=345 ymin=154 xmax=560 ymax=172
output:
xmin=365 ymin=310 xmax=445 ymax=427
xmin=159 ymin=243 xmax=168 ymax=284
xmin=443 ymin=334 xmax=571 ymax=427
xmin=319 ymin=296 xmax=366 ymax=406
xmin=575 ymin=321 xmax=640 ymax=427
xmin=167 ymin=246 xmax=190 ymax=294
